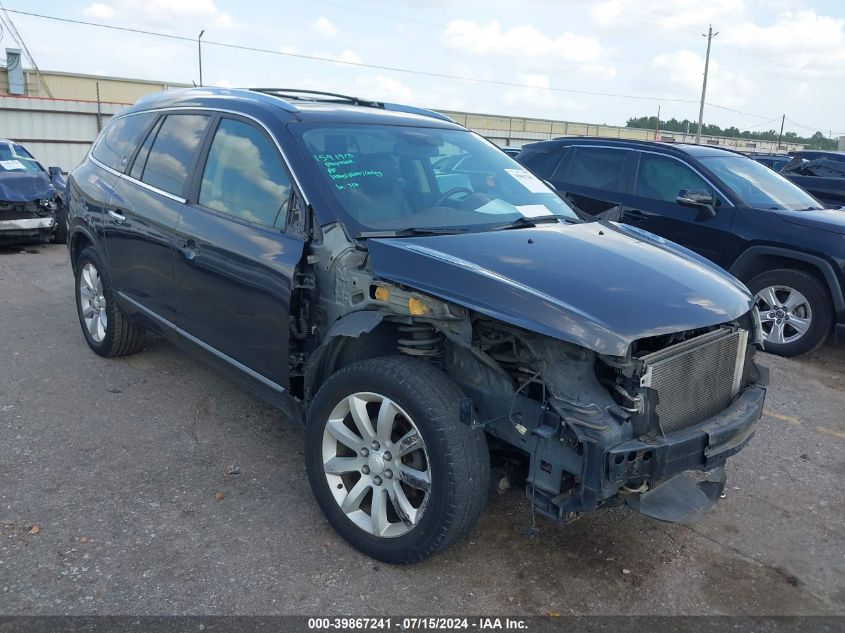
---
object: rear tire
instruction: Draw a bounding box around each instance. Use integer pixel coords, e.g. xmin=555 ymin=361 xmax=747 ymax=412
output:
xmin=747 ymin=268 xmax=831 ymax=357
xmin=305 ymin=356 xmax=489 ymax=564
xmin=74 ymin=246 xmax=145 ymax=357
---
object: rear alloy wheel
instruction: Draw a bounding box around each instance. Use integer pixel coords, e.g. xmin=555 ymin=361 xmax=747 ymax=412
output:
xmin=748 ymin=269 xmax=832 ymax=357
xmin=79 ymin=262 xmax=108 ymax=343
xmin=305 ymin=356 xmax=489 ymax=564
xmin=74 ymin=246 xmax=145 ymax=357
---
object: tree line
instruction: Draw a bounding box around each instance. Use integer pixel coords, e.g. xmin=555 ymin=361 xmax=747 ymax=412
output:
xmin=626 ymin=116 xmax=837 ymax=150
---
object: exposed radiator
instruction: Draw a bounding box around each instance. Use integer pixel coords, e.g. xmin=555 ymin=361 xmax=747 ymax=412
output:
xmin=639 ymin=328 xmax=748 ymax=433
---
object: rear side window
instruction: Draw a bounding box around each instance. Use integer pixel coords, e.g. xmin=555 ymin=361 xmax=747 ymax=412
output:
xmin=518 ymin=147 xmax=565 ymax=179
xmin=129 ymin=118 xmax=163 ymax=181
xmin=568 ymin=147 xmax=629 ymax=192
xmin=635 ymin=154 xmax=712 ymax=203
xmin=91 ymin=113 xmax=155 ymax=172
xmin=140 ymin=114 xmax=210 ymax=196
xmin=198 ymin=118 xmax=292 ymax=228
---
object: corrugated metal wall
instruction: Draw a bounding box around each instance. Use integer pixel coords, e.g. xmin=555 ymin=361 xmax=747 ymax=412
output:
xmin=439 ymin=110 xmax=804 ymax=154
xmin=0 ymin=69 xmax=807 ymax=170
xmin=1 ymin=96 xmax=126 ymax=169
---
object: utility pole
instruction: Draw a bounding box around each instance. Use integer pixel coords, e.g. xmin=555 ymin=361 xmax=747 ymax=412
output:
xmin=198 ymin=29 xmax=205 ymax=87
xmin=777 ymin=114 xmax=785 ymax=150
xmin=696 ymin=24 xmax=718 ymax=144
xmin=655 ymin=105 xmax=660 ymax=140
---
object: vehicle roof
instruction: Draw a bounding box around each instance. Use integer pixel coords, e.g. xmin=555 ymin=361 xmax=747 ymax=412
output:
xmin=747 ymin=153 xmax=791 ymax=159
xmin=120 ymin=87 xmax=464 ymax=130
xmin=521 ymin=136 xmax=747 ymax=159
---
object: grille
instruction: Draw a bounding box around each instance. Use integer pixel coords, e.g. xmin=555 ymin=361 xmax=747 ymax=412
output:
xmin=0 ymin=203 xmax=39 ymax=222
xmin=639 ymin=328 xmax=748 ymax=433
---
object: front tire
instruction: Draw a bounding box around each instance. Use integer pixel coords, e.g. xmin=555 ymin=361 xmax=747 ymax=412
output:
xmin=74 ymin=246 xmax=145 ymax=357
xmin=748 ymin=268 xmax=832 ymax=357
xmin=305 ymin=356 xmax=489 ymax=564
xmin=52 ymin=204 xmax=68 ymax=244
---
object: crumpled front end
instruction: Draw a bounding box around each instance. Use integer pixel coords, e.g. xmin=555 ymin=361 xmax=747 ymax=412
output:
xmin=0 ymin=171 xmax=61 ymax=243
xmin=442 ymin=310 xmax=767 ymax=525
xmin=0 ymin=197 xmax=58 ymax=243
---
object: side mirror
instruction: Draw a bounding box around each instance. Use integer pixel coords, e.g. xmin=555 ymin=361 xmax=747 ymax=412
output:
xmin=48 ymin=166 xmax=63 ymax=177
xmin=677 ymin=188 xmax=716 ymax=218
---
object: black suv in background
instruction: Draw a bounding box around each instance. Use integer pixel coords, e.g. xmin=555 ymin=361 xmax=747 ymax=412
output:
xmin=748 ymin=153 xmax=791 ymax=172
xmin=780 ymin=150 xmax=845 ymax=208
xmin=517 ymin=138 xmax=845 ymax=356
xmin=68 ymin=89 xmax=767 ymax=563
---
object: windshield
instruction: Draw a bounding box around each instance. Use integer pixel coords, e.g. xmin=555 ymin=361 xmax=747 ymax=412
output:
xmin=0 ymin=144 xmax=43 ymax=174
xmin=295 ymin=124 xmax=578 ymax=234
xmin=699 ymin=155 xmax=821 ymax=211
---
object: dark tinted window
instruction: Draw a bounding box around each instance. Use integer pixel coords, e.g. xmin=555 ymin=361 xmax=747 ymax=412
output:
xmin=635 ymin=154 xmax=712 ymax=202
xmin=13 ymin=144 xmax=35 ymax=159
xmin=199 ymin=118 xmax=292 ymax=228
xmin=129 ymin=118 xmax=162 ymax=181
xmin=91 ymin=113 xmax=155 ymax=172
xmin=569 ymin=147 xmax=629 ymax=191
xmin=519 ymin=147 xmax=566 ymax=179
xmin=140 ymin=114 xmax=210 ymax=196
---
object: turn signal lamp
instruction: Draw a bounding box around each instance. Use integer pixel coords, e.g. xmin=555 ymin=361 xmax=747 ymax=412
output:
xmin=373 ymin=286 xmax=390 ymax=301
xmin=408 ymin=297 xmax=427 ymax=315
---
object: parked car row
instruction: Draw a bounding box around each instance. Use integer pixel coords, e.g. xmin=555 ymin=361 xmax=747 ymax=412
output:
xmin=66 ymin=87 xmax=769 ymax=563
xmin=515 ymin=138 xmax=845 ymax=357
xmin=0 ymin=138 xmax=67 ymax=245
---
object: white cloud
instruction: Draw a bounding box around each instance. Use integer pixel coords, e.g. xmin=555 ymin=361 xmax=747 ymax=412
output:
xmin=503 ymin=74 xmax=557 ymax=108
xmin=84 ymin=3 xmax=115 ymax=19
xmin=81 ymin=0 xmax=237 ymax=30
xmin=336 ymin=49 xmax=362 ymax=65
xmin=214 ymin=13 xmax=233 ymax=28
xmin=724 ymin=11 xmax=845 ymax=77
xmin=311 ymin=16 xmax=338 ymax=38
xmin=648 ymin=49 xmax=753 ymax=108
xmin=443 ymin=20 xmax=605 ymax=63
xmin=279 ymin=45 xmax=299 ymax=55
xmin=214 ymin=79 xmax=233 ymax=88
xmin=357 ymin=76 xmax=416 ymax=103
xmin=589 ymin=0 xmax=742 ymax=30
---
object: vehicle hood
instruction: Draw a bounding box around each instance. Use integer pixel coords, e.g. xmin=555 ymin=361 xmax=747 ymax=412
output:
xmin=775 ymin=207 xmax=845 ymax=235
xmin=366 ymin=221 xmax=753 ymax=356
xmin=0 ymin=171 xmax=55 ymax=203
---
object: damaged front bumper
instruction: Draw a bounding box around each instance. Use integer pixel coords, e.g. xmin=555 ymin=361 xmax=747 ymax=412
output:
xmin=0 ymin=217 xmax=55 ymax=230
xmin=610 ymin=385 xmax=765 ymax=523
xmin=528 ymin=383 xmax=766 ymax=524
xmin=0 ymin=200 xmax=58 ymax=243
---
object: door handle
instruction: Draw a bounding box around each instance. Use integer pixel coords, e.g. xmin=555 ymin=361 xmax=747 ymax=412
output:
xmin=107 ymin=209 xmax=126 ymax=224
xmin=176 ymin=239 xmax=198 ymax=262
xmin=624 ymin=209 xmax=648 ymax=223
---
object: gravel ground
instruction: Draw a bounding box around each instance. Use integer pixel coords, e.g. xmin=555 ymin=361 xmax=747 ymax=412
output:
xmin=1 ymin=243 xmax=843 ymax=616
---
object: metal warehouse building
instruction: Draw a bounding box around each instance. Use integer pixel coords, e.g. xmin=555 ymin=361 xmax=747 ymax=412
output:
xmin=1 ymin=62 xmax=806 ymax=171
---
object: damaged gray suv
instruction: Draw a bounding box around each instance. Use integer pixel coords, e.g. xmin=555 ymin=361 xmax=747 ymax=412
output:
xmin=67 ymin=88 xmax=768 ymax=563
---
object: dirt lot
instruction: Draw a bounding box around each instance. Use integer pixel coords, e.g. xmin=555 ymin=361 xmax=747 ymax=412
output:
xmin=1 ymin=243 xmax=843 ymax=616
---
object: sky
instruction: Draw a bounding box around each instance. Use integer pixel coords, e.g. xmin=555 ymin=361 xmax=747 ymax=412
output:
xmin=4 ymin=0 xmax=845 ymax=138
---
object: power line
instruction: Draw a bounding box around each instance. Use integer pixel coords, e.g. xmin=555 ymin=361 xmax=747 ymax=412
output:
xmin=2 ymin=8 xmax=701 ymax=105
xmin=5 ymin=6 xmax=841 ymax=136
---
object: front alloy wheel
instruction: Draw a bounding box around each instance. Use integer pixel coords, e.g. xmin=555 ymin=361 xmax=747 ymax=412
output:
xmin=322 ymin=393 xmax=430 ymax=538
xmin=754 ymin=285 xmax=811 ymax=346
xmin=305 ymin=356 xmax=489 ymax=564
xmin=748 ymin=268 xmax=832 ymax=357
